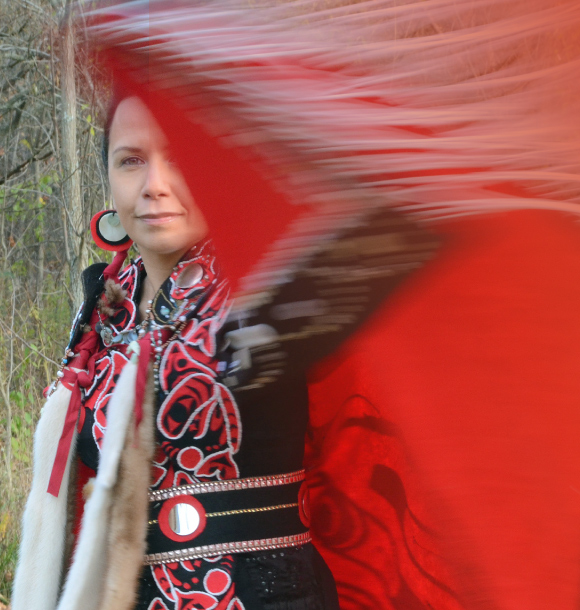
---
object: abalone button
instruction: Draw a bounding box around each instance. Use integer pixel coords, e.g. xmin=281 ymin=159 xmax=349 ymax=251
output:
xmin=176 ymin=263 xmax=203 ymax=289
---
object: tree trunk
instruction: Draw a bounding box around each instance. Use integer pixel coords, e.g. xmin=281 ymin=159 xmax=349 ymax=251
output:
xmin=60 ymin=0 xmax=86 ymax=310
xmin=35 ymin=161 xmax=45 ymax=306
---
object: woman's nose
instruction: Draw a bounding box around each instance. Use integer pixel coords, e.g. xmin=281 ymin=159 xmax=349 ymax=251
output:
xmin=142 ymin=157 xmax=171 ymax=199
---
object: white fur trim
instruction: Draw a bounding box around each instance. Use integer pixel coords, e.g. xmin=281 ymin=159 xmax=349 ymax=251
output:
xmin=11 ymin=384 xmax=75 ymax=610
xmin=56 ymin=359 xmax=137 ymax=610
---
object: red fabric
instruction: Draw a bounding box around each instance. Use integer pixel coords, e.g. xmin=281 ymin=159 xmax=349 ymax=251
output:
xmin=88 ymin=26 xmax=580 ymax=607
xmin=307 ymin=209 xmax=580 ymax=610
xmin=72 ymin=459 xmax=96 ymax=547
xmin=47 ymin=328 xmax=100 ymax=497
xmin=103 ymin=249 xmax=129 ymax=281
xmin=50 ymin=253 xmax=147 ymax=496
xmin=104 ymin=56 xmax=302 ymax=292
xmin=134 ymin=336 xmax=152 ymax=430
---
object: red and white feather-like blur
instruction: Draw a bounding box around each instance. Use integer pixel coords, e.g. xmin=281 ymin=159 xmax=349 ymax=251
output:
xmin=78 ymin=0 xmax=580 ymax=293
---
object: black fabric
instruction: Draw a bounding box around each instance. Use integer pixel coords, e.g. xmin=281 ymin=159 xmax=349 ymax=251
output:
xmin=134 ymin=545 xmax=339 ymax=610
xmin=76 ymin=408 xmax=100 ymax=472
xmin=67 ymin=262 xmax=107 ymax=353
xmin=220 ymin=206 xmax=439 ymax=390
xmin=233 ymin=544 xmax=340 ymax=610
xmin=221 ymin=206 xmax=439 ymax=477
xmin=146 ymin=481 xmax=308 ymax=554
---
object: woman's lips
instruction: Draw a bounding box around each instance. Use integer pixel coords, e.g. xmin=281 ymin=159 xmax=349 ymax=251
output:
xmin=137 ymin=213 xmax=182 ymax=226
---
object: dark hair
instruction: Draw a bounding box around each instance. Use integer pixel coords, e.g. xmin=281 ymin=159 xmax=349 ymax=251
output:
xmin=101 ymin=92 xmax=125 ymax=170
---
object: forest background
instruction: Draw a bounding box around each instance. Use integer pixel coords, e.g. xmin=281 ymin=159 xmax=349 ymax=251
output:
xmin=0 ymin=0 xmax=110 ymax=601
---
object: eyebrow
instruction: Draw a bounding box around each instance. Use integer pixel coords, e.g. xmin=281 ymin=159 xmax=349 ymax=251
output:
xmin=111 ymin=146 xmax=144 ymax=156
xmin=111 ymin=145 xmax=173 ymax=157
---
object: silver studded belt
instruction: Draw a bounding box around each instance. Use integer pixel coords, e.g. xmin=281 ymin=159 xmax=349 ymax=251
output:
xmin=144 ymin=469 xmax=311 ymax=565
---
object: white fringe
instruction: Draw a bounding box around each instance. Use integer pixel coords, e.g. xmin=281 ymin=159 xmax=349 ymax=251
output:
xmin=11 ymin=384 xmax=75 ymax=610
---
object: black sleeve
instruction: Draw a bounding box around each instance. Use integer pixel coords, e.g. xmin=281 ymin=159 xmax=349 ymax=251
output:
xmin=65 ymin=262 xmax=108 ymax=353
xmin=219 ymin=206 xmax=440 ymax=391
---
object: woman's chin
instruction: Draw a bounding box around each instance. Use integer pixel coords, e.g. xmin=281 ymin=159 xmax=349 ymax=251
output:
xmin=136 ymin=235 xmax=205 ymax=260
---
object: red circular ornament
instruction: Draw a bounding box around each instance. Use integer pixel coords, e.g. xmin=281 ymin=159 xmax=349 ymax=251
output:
xmin=90 ymin=210 xmax=133 ymax=252
xmin=158 ymin=495 xmax=207 ymax=543
xmin=177 ymin=446 xmax=204 ymax=471
xmin=204 ymin=568 xmax=231 ymax=596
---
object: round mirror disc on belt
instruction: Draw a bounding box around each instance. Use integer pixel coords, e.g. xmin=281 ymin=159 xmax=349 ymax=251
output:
xmin=169 ymin=503 xmax=201 ymax=536
xmin=159 ymin=495 xmax=207 ymax=542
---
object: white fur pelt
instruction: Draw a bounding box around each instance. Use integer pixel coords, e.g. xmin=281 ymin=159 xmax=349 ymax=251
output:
xmin=11 ymin=384 xmax=75 ymax=610
xmin=56 ymin=358 xmax=138 ymax=610
xmin=12 ymin=357 xmax=155 ymax=610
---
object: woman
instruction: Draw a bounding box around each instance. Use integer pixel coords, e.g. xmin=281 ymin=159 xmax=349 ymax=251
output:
xmin=99 ymin=94 xmax=339 ymax=609
xmin=12 ymin=89 xmax=434 ymax=610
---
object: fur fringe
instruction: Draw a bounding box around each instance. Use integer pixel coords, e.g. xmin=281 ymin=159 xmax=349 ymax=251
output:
xmin=56 ymin=359 xmax=138 ymax=610
xmin=98 ymin=372 xmax=155 ymax=610
xmin=11 ymin=384 xmax=76 ymax=610
xmin=12 ymin=361 xmax=156 ymax=610
xmin=98 ymin=279 xmax=127 ymax=319
xmin=81 ymin=0 xmax=580 ymax=224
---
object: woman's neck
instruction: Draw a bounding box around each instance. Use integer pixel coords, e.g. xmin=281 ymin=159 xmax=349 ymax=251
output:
xmin=137 ymin=247 xmax=189 ymax=317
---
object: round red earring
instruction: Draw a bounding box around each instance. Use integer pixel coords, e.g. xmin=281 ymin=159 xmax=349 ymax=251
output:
xmin=90 ymin=210 xmax=133 ymax=251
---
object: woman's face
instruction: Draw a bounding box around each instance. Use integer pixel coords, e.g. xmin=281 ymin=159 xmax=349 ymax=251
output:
xmin=108 ymin=96 xmax=207 ymax=260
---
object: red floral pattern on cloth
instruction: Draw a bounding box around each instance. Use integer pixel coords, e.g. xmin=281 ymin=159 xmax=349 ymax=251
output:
xmin=75 ymin=242 xmax=246 ymax=610
xmin=84 ymin=350 xmax=130 ymax=449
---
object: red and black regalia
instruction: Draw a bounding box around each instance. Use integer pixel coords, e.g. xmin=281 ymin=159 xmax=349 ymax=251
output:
xmin=69 ymin=215 xmax=435 ymax=610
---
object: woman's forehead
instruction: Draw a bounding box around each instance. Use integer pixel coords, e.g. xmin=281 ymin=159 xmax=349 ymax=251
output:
xmin=109 ymin=97 xmax=168 ymax=149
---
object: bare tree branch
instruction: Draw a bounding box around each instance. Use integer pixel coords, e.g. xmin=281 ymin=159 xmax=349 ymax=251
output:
xmin=0 ymin=318 xmax=59 ymax=366
xmin=0 ymin=143 xmax=53 ymax=186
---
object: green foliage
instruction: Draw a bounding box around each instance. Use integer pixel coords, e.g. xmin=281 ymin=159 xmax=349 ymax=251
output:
xmin=10 ymin=412 xmax=34 ymax=466
xmin=0 ymin=511 xmax=19 ymax=602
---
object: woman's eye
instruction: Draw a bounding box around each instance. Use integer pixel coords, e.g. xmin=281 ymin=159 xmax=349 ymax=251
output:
xmin=120 ymin=156 xmax=143 ymax=166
